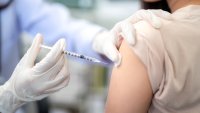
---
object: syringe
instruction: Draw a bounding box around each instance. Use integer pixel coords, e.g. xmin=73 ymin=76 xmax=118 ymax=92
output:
xmin=40 ymin=45 xmax=102 ymax=63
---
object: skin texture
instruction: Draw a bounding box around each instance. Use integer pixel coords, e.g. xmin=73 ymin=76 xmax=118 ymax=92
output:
xmin=166 ymin=0 xmax=200 ymax=12
xmin=143 ymin=0 xmax=200 ymax=12
xmin=105 ymin=41 xmax=153 ymax=113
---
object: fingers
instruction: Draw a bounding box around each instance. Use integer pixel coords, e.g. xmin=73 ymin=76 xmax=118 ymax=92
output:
xmin=111 ymin=22 xmax=123 ymax=38
xmin=117 ymin=9 xmax=172 ymax=46
xmin=147 ymin=10 xmax=162 ymax=28
xmin=92 ymin=31 xmax=121 ymax=66
xmin=43 ymin=60 xmax=70 ymax=94
xmin=25 ymin=33 xmax=43 ymax=67
xmin=33 ymin=39 xmax=66 ymax=73
xmin=127 ymin=9 xmax=162 ymax=29
xmin=44 ymin=76 xmax=70 ymax=94
xmin=150 ymin=9 xmax=172 ymax=20
xmin=104 ymin=42 xmax=122 ymax=67
xmin=34 ymin=54 xmax=65 ymax=80
xmin=120 ymin=21 xmax=136 ymax=46
xmin=93 ymin=9 xmax=172 ymax=67
xmin=127 ymin=9 xmax=172 ymax=29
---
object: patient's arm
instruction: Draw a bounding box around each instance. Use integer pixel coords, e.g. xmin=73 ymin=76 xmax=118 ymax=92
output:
xmin=105 ymin=41 xmax=153 ymax=113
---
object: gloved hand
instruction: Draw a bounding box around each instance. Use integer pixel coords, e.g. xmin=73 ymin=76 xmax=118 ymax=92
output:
xmin=92 ymin=9 xmax=172 ymax=66
xmin=0 ymin=34 xmax=70 ymax=113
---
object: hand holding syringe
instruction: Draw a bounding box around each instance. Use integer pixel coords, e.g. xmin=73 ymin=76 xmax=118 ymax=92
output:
xmin=41 ymin=45 xmax=103 ymax=63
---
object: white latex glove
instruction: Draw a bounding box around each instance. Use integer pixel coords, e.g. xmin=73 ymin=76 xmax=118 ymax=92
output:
xmin=92 ymin=9 xmax=172 ymax=66
xmin=0 ymin=34 xmax=70 ymax=113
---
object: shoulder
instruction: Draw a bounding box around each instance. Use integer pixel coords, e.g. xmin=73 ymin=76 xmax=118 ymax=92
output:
xmin=130 ymin=20 xmax=166 ymax=93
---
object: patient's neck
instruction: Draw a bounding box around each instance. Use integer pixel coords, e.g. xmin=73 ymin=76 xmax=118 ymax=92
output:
xmin=167 ymin=0 xmax=200 ymax=12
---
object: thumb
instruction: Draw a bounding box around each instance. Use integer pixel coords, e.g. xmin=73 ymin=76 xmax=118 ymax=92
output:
xmin=33 ymin=38 xmax=66 ymax=73
xmin=104 ymin=42 xmax=122 ymax=67
xmin=25 ymin=33 xmax=43 ymax=67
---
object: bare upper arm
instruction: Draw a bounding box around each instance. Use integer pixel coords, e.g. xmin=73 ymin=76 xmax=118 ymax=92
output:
xmin=105 ymin=40 xmax=153 ymax=113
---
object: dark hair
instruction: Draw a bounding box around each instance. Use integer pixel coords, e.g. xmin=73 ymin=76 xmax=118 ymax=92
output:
xmin=141 ymin=0 xmax=171 ymax=13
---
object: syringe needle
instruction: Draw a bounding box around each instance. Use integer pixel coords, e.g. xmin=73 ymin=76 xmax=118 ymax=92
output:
xmin=40 ymin=45 xmax=103 ymax=63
